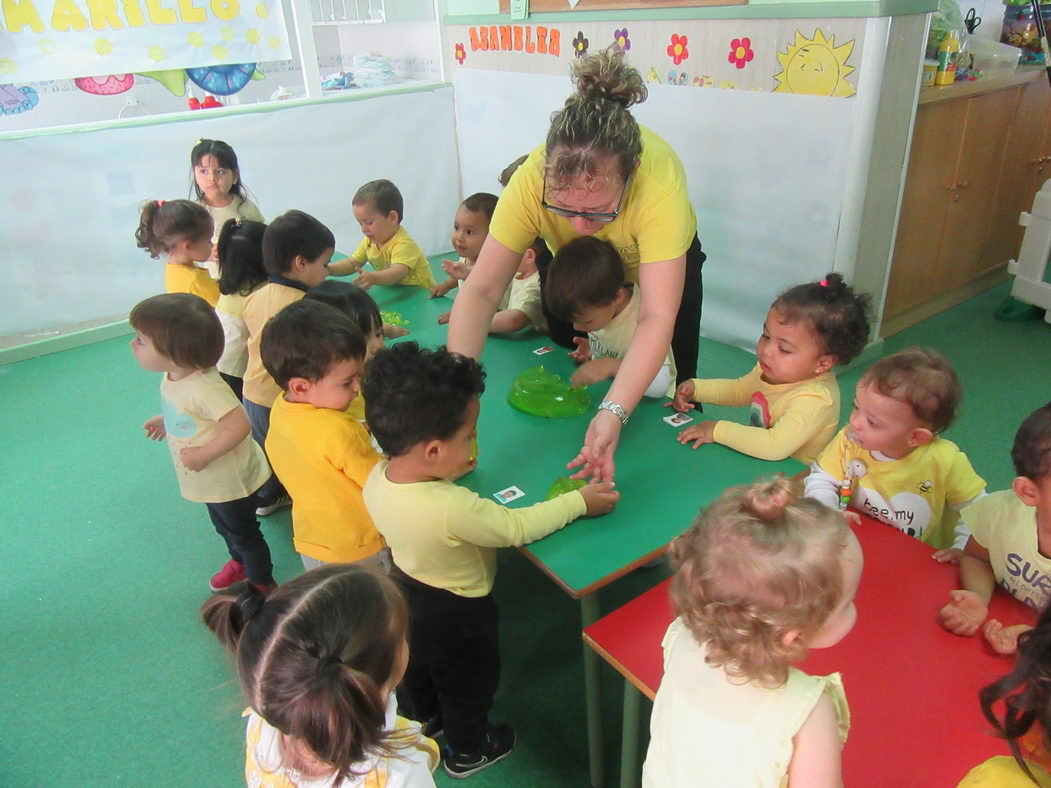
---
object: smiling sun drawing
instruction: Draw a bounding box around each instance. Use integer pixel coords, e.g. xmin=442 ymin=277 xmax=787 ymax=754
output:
xmin=773 ymin=29 xmax=855 ymax=97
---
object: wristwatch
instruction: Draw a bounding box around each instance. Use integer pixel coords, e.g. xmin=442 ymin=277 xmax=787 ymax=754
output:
xmin=598 ymin=399 xmax=630 ymax=425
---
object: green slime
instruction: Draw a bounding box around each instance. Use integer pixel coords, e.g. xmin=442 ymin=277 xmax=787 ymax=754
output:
xmin=380 ymin=310 xmax=409 ymax=326
xmin=507 ymin=365 xmax=592 ymax=419
xmin=545 ymin=476 xmax=587 ymax=500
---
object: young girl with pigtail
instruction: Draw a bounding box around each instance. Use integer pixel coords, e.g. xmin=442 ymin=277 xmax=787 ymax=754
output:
xmin=201 ymin=564 xmax=440 ymax=787
xmin=667 ymin=273 xmax=871 ymax=463
xmin=136 ymin=199 xmax=218 ymax=306
xmin=215 ymin=218 xmax=268 ymax=400
xmin=642 ymin=476 xmax=862 ymax=786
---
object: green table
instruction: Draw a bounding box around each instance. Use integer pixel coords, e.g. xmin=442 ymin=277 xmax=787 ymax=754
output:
xmin=329 ymin=254 xmax=456 ymax=328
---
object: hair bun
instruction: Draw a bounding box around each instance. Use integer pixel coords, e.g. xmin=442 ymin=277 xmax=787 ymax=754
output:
xmin=819 ymin=272 xmax=848 ymax=300
xmin=741 ymin=476 xmax=796 ymax=521
xmin=571 ymin=47 xmax=647 ymax=109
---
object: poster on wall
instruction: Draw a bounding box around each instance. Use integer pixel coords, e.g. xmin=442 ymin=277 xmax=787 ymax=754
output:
xmin=499 ymin=0 xmax=745 ymax=10
xmin=0 ymin=0 xmax=291 ymax=82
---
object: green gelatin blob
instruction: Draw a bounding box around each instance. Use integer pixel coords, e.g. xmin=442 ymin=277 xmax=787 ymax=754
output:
xmin=545 ymin=476 xmax=587 ymax=500
xmin=508 ymin=365 xmax=592 ymax=418
xmin=380 ymin=310 xmax=409 ymax=326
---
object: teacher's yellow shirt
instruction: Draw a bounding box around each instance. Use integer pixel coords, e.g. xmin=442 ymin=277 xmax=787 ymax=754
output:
xmin=489 ymin=126 xmax=697 ymax=282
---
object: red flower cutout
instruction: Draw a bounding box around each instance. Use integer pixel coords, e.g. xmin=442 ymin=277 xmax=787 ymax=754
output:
xmin=667 ymin=34 xmax=689 ymax=66
xmin=728 ymin=37 xmax=754 ymax=70
xmin=454 ymin=43 xmax=466 ymax=65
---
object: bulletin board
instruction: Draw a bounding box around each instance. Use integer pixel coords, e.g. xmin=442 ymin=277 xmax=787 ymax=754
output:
xmin=499 ymin=0 xmax=746 ymax=11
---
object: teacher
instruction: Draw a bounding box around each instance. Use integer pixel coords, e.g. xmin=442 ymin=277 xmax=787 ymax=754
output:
xmin=448 ymin=48 xmax=704 ymax=483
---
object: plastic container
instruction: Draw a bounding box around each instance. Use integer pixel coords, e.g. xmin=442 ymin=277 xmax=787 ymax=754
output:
xmin=936 ymin=29 xmax=961 ymax=85
xmin=1002 ymin=1 xmax=1051 ymax=64
xmin=922 ymin=59 xmax=939 ymax=87
xmin=961 ymin=36 xmax=1022 ymax=73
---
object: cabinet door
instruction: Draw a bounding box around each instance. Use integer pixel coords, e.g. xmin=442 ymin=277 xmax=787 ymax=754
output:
xmin=885 ymin=101 xmax=966 ymax=317
xmin=983 ymin=80 xmax=1047 ymax=268
xmin=935 ymin=88 xmax=1019 ymax=293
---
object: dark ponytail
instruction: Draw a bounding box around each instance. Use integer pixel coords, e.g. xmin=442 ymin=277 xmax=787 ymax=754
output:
xmin=772 ymin=272 xmax=871 ymax=365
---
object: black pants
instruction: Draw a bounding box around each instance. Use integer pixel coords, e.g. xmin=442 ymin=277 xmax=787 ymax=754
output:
xmin=205 ymin=493 xmax=274 ymax=586
xmin=393 ymin=566 xmax=500 ymax=755
xmin=536 ymin=234 xmax=705 ymax=382
xmin=219 ymin=372 xmax=244 ymax=402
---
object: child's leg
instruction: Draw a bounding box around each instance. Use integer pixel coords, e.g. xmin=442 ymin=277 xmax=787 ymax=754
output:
xmin=670 ymin=234 xmax=705 ymax=383
xmin=205 ymin=495 xmax=275 ymax=587
xmin=219 ymin=372 xmax=244 ymax=402
xmin=242 ymin=399 xmax=287 ymax=503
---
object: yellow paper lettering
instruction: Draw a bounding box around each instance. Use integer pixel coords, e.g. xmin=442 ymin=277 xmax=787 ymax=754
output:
xmin=549 ymin=27 xmax=560 ymax=57
xmin=537 ymin=26 xmax=547 ymax=54
xmin=176 ymin=0 xmax=204 ymax=21
xmin=209 ymin=0 xmax=237 ymax=21
xmin=51 ymin=0 xmax=88 ymax=31
xmin=120 ymin=0 xmax=144 ymax=25
xmin=1 ymin=0 xmax=45 ymax=32
xmin=144 ymin=0 xmax=176 ymax=24
xmin=513 ymin=25 xmax=523 ymax=50
xmin=87 ymin=0 xmax=122 ymax=29
xmin=499 ymin=24 xmax=510 ymax=50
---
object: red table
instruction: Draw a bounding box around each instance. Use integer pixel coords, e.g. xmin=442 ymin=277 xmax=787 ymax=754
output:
xmin=583 ymin=514 xmax=1035 ymax=787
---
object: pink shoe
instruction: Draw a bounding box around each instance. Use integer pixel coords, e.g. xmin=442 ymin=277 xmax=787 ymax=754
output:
xmin=209 ymin=559 xmax=246 ymax=591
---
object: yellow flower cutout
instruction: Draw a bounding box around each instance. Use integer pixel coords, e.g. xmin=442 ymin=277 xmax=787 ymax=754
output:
xmin=220 ymin=25 xmax=234 ymax=41
xmin=267 ymin=35 xmax=281 ymax=50
xmin=0 ymin=58 xmax=16 ymax=75
xmin=187 ymin=31 xmax=204 ymax=48
xmin=212 ymin=45 xmax=229 ymax=59
xmin=255 ymin=3 xmax=269 ymax=18
xmin=38 ymin=39 xmax=56 ymax=55
xmin=148 ymin=45 xmax=165 ymax=61
xmin=95 ymin=38 xmax=113 ymax=56
xmin=246 ymin=28 xmax=260 ymax=44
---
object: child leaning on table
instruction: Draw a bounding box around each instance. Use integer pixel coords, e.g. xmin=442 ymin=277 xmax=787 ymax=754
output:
xmin=667 ymin=274 xmax=870 ymax=462
xmin=430 ymin=192 xmax=498 ymax=299
xmin=805 ymin=347 xmax=987 ymax=555
xmin=940 ymin=402 xmax=1051 ymax=655
xmin=642 ymin=476 xmax=862 ymax=787
xmin=361 ymin=342 xmax=618 ymax=778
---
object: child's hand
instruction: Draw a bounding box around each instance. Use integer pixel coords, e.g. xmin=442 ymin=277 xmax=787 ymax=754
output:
xmin=382 ymin=323 xmax=409 ymax=339
xmin=180 ymin=445 xmax=212 ymax=472
xmin=984 ymin=620 xmax=1032 ymax=656
xmin=429 ymin=279 xmax=456 ymax=298
xmin=568 ymin=336 xmax=591 ymax=363
xmin=443 ymin=259 xmax=472 ymax=280
xmin=932 ymin=547 xmax=964 ymax=564
xmin=677 ymin=421 xmax=716 ymax=449
xmin=843 ymin=510 xmax=862 ymax=526
xmin=939 ymin=590 xmax=989 ymax=636
xmin=143 ymin=415 xmax=166 ymax=440
xmin=664 ymin=380 xmax=696 ymax=413
xmin=354 ymin=271 xmax=375 ymax=291
xmin=570 ymin=358 xmax=617 ymax=388
xmin=579 ymin=481 xmax=619 ymax=516
xmin=437 ymin=311 xmax=452 ymax=325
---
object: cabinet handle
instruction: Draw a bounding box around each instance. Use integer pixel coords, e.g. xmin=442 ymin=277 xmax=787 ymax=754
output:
xmin=946 ymin=184 xmax=958 ymax=191
xmin=953 ymin=194 xmax=961 ymax=202
xmin=958 ymin=181 xmax=969 ymax=189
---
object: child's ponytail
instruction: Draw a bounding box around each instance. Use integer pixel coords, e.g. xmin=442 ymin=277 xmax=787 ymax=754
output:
xmin=739 ymin=475 xmax=796 ymax=522
xmin=135 ymin=199 xmax=213 ymax=259
xmin=201 ymin=582 xmax=266 ymax=653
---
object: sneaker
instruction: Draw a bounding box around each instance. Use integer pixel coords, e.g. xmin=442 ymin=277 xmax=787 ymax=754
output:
xmin=255 ymin=495 xmax=291 ymax=517
xmin=443 ymin=723 xmax=516 ymax=779
xmin=209 ymin=560 xmax=246 ymax=591
xmin=420 ymin=715 xmax=443 ymax=740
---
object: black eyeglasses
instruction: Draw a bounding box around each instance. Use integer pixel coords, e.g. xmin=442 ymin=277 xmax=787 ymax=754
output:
xmin=542 ymin=172 xmax=630 ymax=224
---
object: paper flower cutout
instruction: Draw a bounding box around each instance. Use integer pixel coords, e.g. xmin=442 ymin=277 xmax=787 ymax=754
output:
xmin=667 ymin=34 xmax=688 ymax=66
xmin=728 ymin=37 xmax=754 ymax=70
xmin=455 ymin=43 xmax=466 ymax=64
xmin=613 ymin=28 xmax=630 ymax=52
xmin=572 ymin=31 xmax=589 ymax=58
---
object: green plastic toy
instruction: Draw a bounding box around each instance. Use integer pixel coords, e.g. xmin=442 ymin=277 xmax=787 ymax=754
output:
xmin=507 ymin=365 xmax=592 ymax=418
xmin=545 ymin=476 xmax=587 ymax=500
xmin=380 ymin=310 xmax=409 ymax=326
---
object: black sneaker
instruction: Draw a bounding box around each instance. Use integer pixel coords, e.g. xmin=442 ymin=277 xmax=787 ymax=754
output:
xmin=420 ymin=715 xmax=443 ymax=740
xmin=443 ymin=723 xmax=516 ymax=779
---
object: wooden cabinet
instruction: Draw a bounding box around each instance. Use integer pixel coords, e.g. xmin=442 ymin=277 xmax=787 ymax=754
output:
xmin=884 ymin=75 xmax=1051 ymax=334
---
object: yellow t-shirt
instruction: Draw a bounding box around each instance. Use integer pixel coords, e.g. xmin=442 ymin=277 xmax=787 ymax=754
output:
xmin=966 ymin=490 xmax=1051 ymax=610
xmin=958 ymin=756 xmax=1051 ymax=787
xmin=363 ymin=460 xmax=587 ymax=597
xmin=489 ymin=126 xmax=697 ymax=281
xmin=816 ymin=427 xmax=987 ymax=550
xmin=159 ymin=368 xmax=271 ymax=503
xmin=242 ymin=282 xmax=306 ymax=407
xmin=165 ymin=263 xmax=220 ymax=307
xmin=350 ymin=226 xmax=436 ymax=289
xmin=692 ymin=365 xmax=839 ymax=463
xmin=266 ymin=396 xmax=385 ymax=563
xmin=642 ymin=617 xmax=849 ymax=788
xmin=506 ymin=270 xmax=544 ymax=330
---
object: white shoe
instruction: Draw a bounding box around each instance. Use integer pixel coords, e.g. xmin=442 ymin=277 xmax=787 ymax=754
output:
xmin=256 ymin=496 xmax=291 ymax=517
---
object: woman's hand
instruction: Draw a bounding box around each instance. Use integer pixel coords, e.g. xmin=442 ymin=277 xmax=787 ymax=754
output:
xmin=567 ymin=408 xmax=622 ymax=484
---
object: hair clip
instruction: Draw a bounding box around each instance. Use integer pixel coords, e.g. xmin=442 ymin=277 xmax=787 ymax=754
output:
xmin=157 ymin=199 xmax=165 ymax=207
xmin=819 ymin=279 xmax=829 ymax=288
xmin=236 ymin=585 xmax=265 ymax=622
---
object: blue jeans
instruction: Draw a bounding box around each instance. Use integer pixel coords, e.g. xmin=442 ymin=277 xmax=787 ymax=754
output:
xmin=206 ymin=492 xmax=274 ymax=586
xmin=243 ymin=398 xmax=286 ymax=502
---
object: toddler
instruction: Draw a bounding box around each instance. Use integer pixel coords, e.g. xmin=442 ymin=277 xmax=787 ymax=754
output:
xmin=130 ymin=293 xmax=275 ymax=592
xmin=201 ymin=565 xmax=439 ymax=786
xmin=214 ymin=218 xmax=268 ymax=400
xmin=430 ymin=192 xmax=498 ymax=299
xmin=135 ymin=199 xmax=218 ymax=306
xmin=242 ymin=210 xmax=335 ymax=515
xmin=805 ymin=347 xmax=986 ymax=553
xmin=669 ymin=273 xmax=870 ymax=462
xmin=346 ymin=179 xmax=437 ymax=291
xmin=546 ymin=236 xmax=673 ymax=396
xmin=940 ymin=402 xmax=1051 ymax=653
xmin=642 ymin=476 xmax=861 ymax=786
xmin=260 ymin=299 xmax=388 ymax=572
xmin=362 ymin=342 xmax=618 ymax=778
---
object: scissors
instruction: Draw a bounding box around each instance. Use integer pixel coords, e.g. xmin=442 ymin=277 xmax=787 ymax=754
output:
xmin=965 ymin=7 xmax=982 ymax=33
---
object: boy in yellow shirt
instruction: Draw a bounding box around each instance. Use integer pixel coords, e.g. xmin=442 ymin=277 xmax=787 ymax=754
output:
xmin=346 ymin=179 xmax=437 ymax=291
xmin=260 ymin=299 xmax=387 ymax=571
xmin=940 ymin=402 xmax=1051 ymax=654
xmin=362 ymin=342 xmax=618 ymax=778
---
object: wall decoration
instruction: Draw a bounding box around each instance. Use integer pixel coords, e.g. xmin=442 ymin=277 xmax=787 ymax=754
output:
xmin=467 ymin=25 xmax=561 ymax=57
xmin=499 ymin=0 xmax=745 ymax=11
xmin=74 ymin=74 xmax=134 ymax=95
xmin=186 ymin=62 xmax=255 ymax=95
xmin=727 ymin=37 xmax=753 ymax=70
xmin=572 ymin=31 xmax=589 ymax=58
xmin=612 ymin=28 xmax=630 ymax=52
xmin=772 ymin=29 xmax=856 ymax=98
xmin=0 ymin=84 xmax=39 ymax=114
xmin=667 ymin=34 xmax=688 ymax=66
xmin=455 ymin=43 xmax=467 ymax=65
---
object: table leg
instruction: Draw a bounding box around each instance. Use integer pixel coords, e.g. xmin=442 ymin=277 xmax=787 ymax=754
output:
xmin=620 ymin=680 xmax=642 ymax=788
xmin=582 ymin=593 xmax=605 ymax=788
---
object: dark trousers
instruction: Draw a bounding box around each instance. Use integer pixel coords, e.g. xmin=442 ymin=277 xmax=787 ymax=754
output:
xmin=242 ymin=398 xmax=286 ymax=503
xmin=205 ymin=493 xmax=275 ymax=586
xmin=393 ymin=566 xmax=500 ymax=755
xmin=219 ymin=372 xmax=244 ymax=402
xmin=536 ymin=234 xmax=706 ymax=382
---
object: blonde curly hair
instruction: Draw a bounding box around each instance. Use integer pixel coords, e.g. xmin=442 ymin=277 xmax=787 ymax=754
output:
xmin=670 ymin=476 xmax=850 ymax=688
xmin=546 ymin=47 xmax=646 ymax=190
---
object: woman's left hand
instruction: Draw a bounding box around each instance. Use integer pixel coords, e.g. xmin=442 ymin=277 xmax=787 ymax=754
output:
xmin=567 ymin=409 xmax=622 ymax=484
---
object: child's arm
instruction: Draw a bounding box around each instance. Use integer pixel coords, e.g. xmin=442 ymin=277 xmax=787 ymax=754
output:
xmin=939 ymin=536 xmax=995 ymax=636
xmin=143 ymin=415 xmax=166 ymax=440
xmin=983 ymin=620 xmax=1033 ymax=655
xmin=430 ymin=277 xmax=458 ymax=298
xmin=489 ymin=308 xmax=531 ymax=334
xmin=383 ymin=322 xmax=409 ymax=338
xmin=180 ymin=407 xmax=251 ymax=472
xmin=787 ymin=693 xmax=843 ymax=788
xmin=355 ymin=264 xmax=410 ymax=290
xmin=934 ymin=491 xmax=987 ymax=562
xmin=327 ymin=239 xmax=369 ymax=277
xmin=571 ymin=358 xmax=621 ymax=388
xmin=803 ymin=463 xmax=843 ymax=511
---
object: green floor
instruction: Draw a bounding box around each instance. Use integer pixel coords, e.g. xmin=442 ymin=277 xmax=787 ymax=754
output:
xmin=1 ymin=282 xmax=1049 ymax=786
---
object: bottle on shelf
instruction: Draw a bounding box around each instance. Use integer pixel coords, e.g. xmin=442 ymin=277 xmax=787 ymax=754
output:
xmin=936 ymin=29 xmax=961 ymax=86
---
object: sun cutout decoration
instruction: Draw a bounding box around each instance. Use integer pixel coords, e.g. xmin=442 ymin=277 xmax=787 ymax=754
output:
xmin=773 ymin=29 xmax=855 ymax=98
